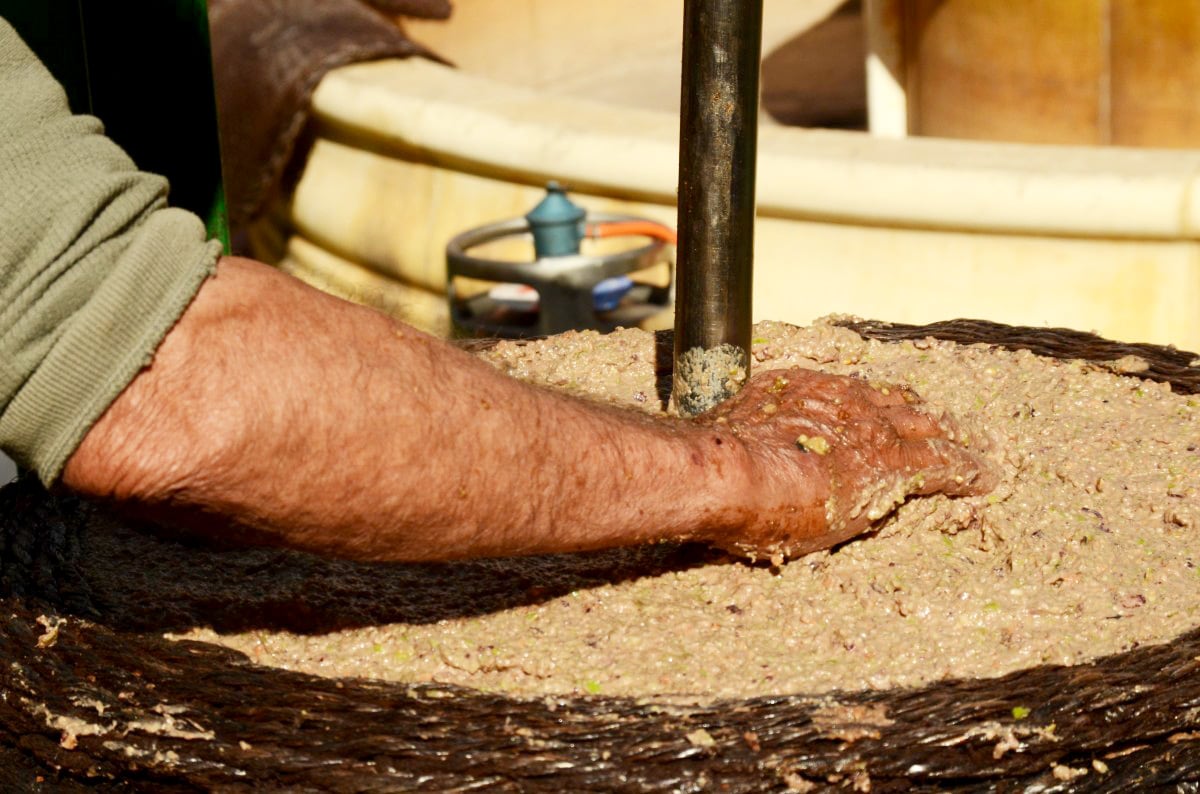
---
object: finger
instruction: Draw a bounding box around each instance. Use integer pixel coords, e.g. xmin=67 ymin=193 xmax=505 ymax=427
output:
xmin=896 ymin=438 xmax=999 ymax=498
xmin=843 ymin=379 xmax=919 ymax=409
xmin=882 ymin=404 xmax=953 ymax=442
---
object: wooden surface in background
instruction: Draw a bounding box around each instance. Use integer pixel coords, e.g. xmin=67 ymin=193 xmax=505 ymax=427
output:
xmin=905 ymin=0 xmax=1200 ymax=147
xmin=1111 ymin=1 xmax=1200 ymax=147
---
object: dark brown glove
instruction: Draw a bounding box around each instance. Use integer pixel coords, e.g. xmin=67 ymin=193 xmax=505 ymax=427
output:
xmin=360 ymin=0 xmax=451 ymax=18
xmin=208 ymin=0 xmax=448 ymax=230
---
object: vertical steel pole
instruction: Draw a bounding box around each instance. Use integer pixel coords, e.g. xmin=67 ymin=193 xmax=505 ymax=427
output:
xmin=672 ymin=0 xmax=763 ymax=417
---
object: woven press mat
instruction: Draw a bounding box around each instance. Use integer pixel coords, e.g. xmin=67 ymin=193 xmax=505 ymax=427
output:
xmin=2 ymin=318 xmax=1200 ymax=792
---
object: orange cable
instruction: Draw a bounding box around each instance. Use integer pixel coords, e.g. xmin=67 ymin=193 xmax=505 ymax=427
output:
xmin=586 ymin=221 xmax=677 ymax=245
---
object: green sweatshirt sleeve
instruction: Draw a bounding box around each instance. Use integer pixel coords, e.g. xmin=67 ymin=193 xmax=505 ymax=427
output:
xmin=0 ymin=18 xmax=221 ymax=484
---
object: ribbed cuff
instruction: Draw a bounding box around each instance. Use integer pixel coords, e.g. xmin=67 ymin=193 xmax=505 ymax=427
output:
xmin=2 ymin=208 xmax=220 ymax=484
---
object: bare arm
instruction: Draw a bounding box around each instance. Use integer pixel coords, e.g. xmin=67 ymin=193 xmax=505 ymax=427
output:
xmin=62 ymin=257 xmax=994 ymax=562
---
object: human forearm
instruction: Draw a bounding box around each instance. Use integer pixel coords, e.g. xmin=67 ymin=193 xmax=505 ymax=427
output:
xmin=62 ymin=257 xmax=753 ymax=560
xmin=64 ymin=256 xmax=995 ymax=562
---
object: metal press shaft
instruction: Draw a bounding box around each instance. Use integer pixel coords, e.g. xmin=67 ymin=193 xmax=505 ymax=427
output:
xmin=672 ymin=0 xmax=764 ymax=417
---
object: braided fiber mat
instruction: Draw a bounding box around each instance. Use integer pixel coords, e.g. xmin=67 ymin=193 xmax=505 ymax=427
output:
xmin=3 ymin=319 xmax=1200 ymax=792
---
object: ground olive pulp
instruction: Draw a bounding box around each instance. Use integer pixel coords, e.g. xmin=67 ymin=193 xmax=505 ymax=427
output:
xmin=174 ymin=320 xmax=1200 ymax=700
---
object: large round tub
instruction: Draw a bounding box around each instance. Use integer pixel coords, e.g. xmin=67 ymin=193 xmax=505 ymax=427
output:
xmin=252 ymin=0 xmax=1200 ymax=351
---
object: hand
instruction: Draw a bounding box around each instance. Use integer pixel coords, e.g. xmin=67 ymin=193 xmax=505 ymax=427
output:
xmin=697 ymin=366 xmax=997 ymax=561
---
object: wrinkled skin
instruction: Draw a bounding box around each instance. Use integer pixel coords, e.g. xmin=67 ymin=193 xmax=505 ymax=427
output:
xmin=697 ymin=367 xmax=997 ymax=560
xmin=65 ymin=257 xmax=996 ymax=564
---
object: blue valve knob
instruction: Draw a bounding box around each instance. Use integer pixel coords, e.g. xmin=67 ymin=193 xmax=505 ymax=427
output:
xmin=525 ymin=181 xmax=586 ymax=258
